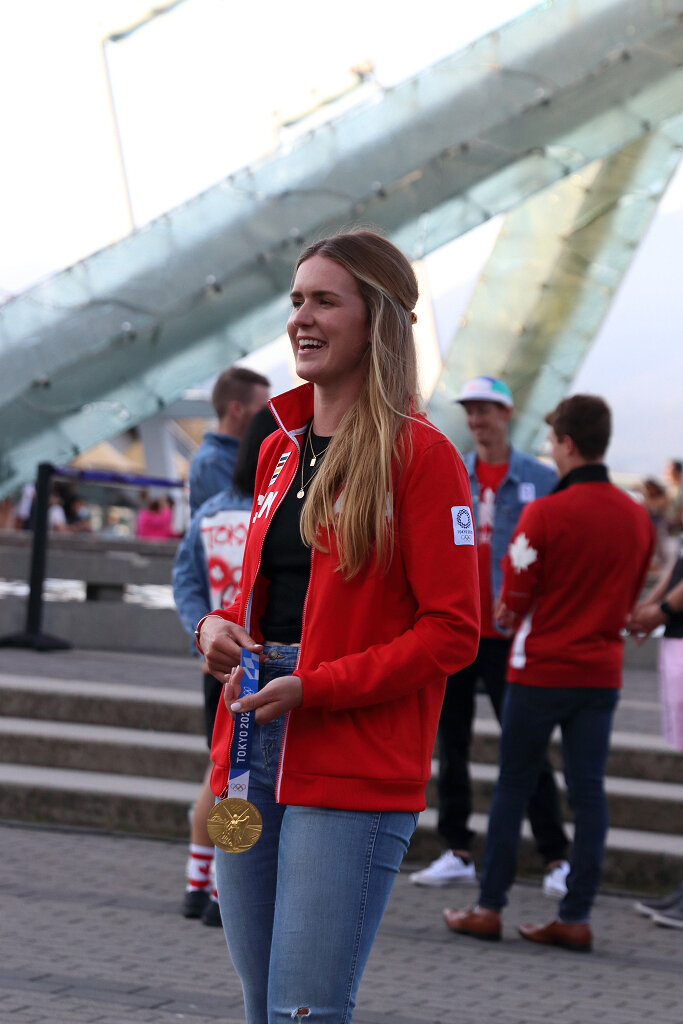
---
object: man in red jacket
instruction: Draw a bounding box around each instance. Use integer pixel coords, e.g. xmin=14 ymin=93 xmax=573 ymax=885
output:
xmin=444 ymin=395 xmax=655 ymax=952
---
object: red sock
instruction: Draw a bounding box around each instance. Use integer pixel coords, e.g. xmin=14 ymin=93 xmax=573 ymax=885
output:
xmin=186 ymin=844 xmax=213 ymax=893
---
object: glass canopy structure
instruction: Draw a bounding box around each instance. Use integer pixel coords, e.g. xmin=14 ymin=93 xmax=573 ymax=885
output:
xmin=1 ymin=0 xmax=682 ymax=496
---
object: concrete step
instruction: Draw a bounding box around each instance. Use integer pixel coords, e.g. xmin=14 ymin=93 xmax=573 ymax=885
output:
xmin=2 ymin=762 xmax=678 ymax=893
xmin=407 ymin=809 xmax=683 ymax=893
xmin=0 ymin=675 xmax=204 ymax=734
xmin=0 ymin=718 xmax=208 ymax=780
xmin=469 ymin=719 xmax=682 ymax=784
xmin=0 ymin=763 xmax=194 ymax=837
xmin=3 ymin=676 xmax=677 ymax=784
xmin=3 ymin=709 xmax=679 ymax=839
xmin=425 ymin=760 xmax=683 ymax=836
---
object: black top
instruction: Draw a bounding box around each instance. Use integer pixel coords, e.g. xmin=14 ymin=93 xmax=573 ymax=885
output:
xmin=664 ymin=534 xmax=683 ymax=639
xmin=258 ymin=428 xmax=331 ymax=643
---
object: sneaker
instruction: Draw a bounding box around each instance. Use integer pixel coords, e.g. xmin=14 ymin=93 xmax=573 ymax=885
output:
xmin=202 ymin=898 xmax=223 ymax=928
xmin=652 ymin=901 xmax=683 ymax=929
xmin=182 ymin=889 xmax=210 ymax=919
xmin=409 ymin=851 xmax=476 ymax=887
xmin=543 ymin=861 xmax=570 ymax=898
xmin=634 ymin=885 xmax=683 ymax=918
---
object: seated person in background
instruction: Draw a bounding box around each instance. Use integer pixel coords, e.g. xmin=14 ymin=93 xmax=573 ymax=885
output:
xmin=48 ymin=491 xmax=68 ymax=533
xmin=135 ymin=497 xmax=176 ymax=540
xmin=69 ymin=497 xmax=92 ymax=534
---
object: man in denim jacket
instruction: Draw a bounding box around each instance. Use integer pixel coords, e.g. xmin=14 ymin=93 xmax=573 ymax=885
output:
xmin=411 ymin=377 xmax=569 ymax=893
xmin=189 ymin=366 xmax=269 ymax=514
xmin=174 ymin=401 xmax=272 ymax=927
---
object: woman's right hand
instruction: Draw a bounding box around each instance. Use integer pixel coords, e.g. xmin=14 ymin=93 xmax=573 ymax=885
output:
xmin=197 ymin=616 xmax=263 ymax=679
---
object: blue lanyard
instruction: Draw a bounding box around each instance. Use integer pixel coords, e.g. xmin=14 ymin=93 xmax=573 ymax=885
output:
xmin=223 ymin=648 xmax=260 ymax=799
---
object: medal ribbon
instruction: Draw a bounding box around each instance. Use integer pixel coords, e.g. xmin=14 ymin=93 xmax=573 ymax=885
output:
xmin=222 ymin=648 xmax=260 ymax=799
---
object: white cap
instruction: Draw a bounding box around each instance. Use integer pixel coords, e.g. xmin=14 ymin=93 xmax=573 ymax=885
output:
xmin=455 ymin=376 xmax=514 ymax=408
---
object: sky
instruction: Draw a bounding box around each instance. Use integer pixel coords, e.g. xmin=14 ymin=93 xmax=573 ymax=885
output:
xmin=1 ymin=0 xmax=681 ymax=476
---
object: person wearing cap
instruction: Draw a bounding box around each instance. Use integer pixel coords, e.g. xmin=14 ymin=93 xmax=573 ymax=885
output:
xmin=411 ymin=376 xmax=569 ymax=893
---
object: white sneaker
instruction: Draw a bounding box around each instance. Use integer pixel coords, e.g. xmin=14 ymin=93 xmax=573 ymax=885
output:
xmin=543 ymin=860 xmax=570 ymax=898
xmin=409 ymin=850 xmax=476 ymax=887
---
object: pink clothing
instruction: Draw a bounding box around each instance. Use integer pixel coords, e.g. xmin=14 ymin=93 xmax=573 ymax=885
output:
xmin=659 ymin=637 xmax=683 ymax=750
xmin=136 ymin=506 xmax=175 ymax=540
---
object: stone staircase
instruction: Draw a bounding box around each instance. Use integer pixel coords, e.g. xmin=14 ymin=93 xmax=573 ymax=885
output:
xmin=0 ymin=645 xmax=681 ymax=893
xmin=0 ymin=672 xmax=205 ymax=836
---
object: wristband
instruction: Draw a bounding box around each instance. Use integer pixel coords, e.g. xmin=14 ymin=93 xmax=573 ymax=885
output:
xmin=194 ymin=613 xmax=212 ymax=654
xmin=660 ymin=600 xmax=674 ymax=620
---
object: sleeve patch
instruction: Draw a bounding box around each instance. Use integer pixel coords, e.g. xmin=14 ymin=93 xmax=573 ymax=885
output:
xmin=509 ymin=532 xmax=538 ymax=572
xmin=451 ymin=506 xmax=474 ymax=546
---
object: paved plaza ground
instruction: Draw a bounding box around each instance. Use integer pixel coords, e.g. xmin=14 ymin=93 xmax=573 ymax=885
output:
xmin=1 ymin=819 xmax=681 ymax=1024
xmin=0 ymin=646 xmax=681 ymax=1023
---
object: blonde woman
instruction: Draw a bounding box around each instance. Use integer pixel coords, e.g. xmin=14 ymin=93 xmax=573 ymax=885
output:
xmin=197 ymin=231 xmax=479 ymax=1023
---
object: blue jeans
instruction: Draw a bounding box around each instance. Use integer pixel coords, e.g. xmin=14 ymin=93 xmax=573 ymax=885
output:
xmin=478 ymin=682 xmax=619 ymax=923
xmin=214 ymin=645 xmax=417 ymax=1024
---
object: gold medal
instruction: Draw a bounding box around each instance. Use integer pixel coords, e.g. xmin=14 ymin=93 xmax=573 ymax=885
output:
xmin=207 ymin=797 xmax=263 ymax=853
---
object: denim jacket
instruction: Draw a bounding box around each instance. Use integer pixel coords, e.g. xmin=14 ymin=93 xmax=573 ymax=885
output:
xmin=463 ymin=446 xmax=557 ymax=633
xmin=188 ymin=433 xmax=240 ymax=514
xmin=172 ymin=484 xmax=252 ymax=637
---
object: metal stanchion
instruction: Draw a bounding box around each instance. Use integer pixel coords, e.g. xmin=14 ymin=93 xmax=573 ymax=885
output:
xmin=0 ymin=462 xmax=71 ymax=651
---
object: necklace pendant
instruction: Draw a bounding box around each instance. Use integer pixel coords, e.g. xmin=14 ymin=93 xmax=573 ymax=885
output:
xmin=309 ymin=456 xmax=316 ymax=467
xmin=296 ymin=488 xmax=305 ymax=499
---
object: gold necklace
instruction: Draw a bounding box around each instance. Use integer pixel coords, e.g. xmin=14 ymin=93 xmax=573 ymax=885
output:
xmin=296 ymin=425 xmax=330 ymax=499
xmin=307 ymin=428 xmax=330 ymax=467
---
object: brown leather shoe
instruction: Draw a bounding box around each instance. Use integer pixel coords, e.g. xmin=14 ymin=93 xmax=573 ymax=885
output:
xmin=518 ymin=919 xmax=592 ymax=952
xmin=443 ymin=905 xmax=501 ymax=941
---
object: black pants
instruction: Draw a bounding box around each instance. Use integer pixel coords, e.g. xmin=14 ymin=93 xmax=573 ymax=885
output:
xmin=437 ymin=637 xmax=568 ymax=863
xmin=203 ymin=673 xmax=223 ymax=749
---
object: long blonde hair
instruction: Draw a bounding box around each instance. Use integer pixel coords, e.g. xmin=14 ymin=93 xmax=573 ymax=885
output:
xmin=297 ymin=231 xmax=421 ymax=578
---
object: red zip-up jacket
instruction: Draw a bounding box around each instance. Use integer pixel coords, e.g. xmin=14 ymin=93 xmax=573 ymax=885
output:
xmin=208 ymin=383 xmax=480 ymax=811
xmin=501 ymin=465 xmax=654 ymax=689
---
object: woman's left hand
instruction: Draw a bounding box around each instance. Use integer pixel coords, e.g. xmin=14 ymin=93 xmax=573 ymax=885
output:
xmin=224 ymin=670 xmax=303 ymax=724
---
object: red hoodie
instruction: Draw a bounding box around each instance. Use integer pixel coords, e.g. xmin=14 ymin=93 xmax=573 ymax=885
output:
xmin=208 ymin=384 xmax=480 ymax=811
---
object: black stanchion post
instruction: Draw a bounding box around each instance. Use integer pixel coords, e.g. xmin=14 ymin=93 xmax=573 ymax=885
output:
xmin=0 ymin=462 xmax=71 ymax=651
xmin=25 ymin=462 xmax=53 ymax=637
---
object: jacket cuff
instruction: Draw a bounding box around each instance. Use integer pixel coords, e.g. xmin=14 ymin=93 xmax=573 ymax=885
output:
xmin=294 ymin=665 xmax=334 ymax=709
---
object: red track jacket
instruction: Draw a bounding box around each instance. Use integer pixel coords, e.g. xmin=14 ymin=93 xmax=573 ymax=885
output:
xmin=501 ymin=466 xmax=654 ymax=689
xmin=209 ymin=383 xmax=480 ymax=810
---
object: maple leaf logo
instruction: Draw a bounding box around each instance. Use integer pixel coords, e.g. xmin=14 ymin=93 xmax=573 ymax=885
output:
xmin=509 ymin=532 xmax=538 ymax=573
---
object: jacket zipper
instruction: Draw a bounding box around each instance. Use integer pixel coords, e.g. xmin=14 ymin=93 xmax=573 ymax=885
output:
xmin=220 ymin=419 xmax=305 ymax=786
xmin=236 ymin=420 xmax=307 ymax=797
